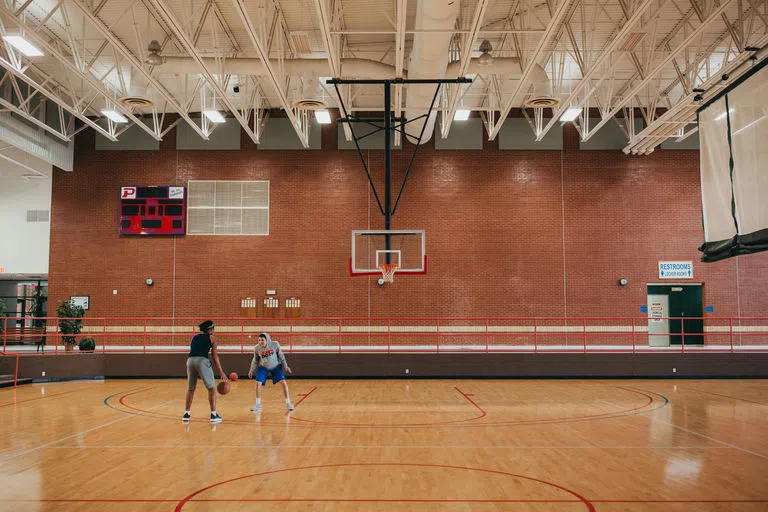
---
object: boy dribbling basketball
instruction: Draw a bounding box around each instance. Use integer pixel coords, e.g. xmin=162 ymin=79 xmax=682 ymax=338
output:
xmin=248 ymin=332 xmax=294 ymax=411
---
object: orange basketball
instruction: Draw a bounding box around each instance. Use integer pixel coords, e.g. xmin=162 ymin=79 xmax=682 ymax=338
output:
xmin=229 ymin=372 xmax=238 ymax=381
xmin=217 ymin=381 xmax=231 ymax=395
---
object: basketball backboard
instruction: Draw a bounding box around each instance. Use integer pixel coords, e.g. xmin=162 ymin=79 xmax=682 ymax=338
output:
xmin=350 ymin=230 xmax=427 ymax=280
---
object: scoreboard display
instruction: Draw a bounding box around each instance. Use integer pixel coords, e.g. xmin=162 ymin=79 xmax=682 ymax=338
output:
xmin=120 ymin=186 xmax=186 ymax=236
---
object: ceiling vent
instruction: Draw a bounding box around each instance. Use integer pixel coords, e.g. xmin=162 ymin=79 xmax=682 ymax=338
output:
xmin=119 ymin=96 xmax=156 ymax=108
xmin=290 ymin=32 xmax=313 ymax=54
xmin=523 ymin=96 xmax=560 ymax=108
xmin=620 ymin=32 xmax=646 ymax=52
xmin=292 ymin=98 xmax=328 ymax=110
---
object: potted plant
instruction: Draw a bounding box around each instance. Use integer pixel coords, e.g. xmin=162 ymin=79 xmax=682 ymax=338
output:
xmin=56 ymin=300 xmax=85 ymax=352
xmin=79 ymin=337 xmax=96 ymax=352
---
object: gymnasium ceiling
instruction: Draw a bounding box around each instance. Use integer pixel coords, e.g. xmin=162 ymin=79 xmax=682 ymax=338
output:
xmin=0 ymin=0 xmax=766 ymax=156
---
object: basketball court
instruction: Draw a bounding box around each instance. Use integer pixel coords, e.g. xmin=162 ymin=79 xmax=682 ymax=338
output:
xmin=1 ymin=0 xmax=768 ymax=509
xmin=0 ymin=379 xmax=766 ymax=510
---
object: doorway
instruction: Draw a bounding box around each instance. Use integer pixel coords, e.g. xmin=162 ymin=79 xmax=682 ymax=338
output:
xmin=647 ymin=283 xmax=704 ymax=346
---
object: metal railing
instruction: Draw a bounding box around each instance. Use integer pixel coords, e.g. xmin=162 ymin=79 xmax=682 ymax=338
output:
xmin=2 ymin=315 xmax=767 ymax=354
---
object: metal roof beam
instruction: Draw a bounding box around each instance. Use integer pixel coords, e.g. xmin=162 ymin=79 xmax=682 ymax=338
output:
xmin=68 ymin=0 xmax=209 ymax=140
xmin=232 ymin=0 xmax=309 ymax=147
xmin=582 ymin=0 xmax=737 ymax=142
xmin=440 ymin=0 xmax=490 ymax=139
xmin=487 ymin=0 xmax=575 ymax=140
xmin=533 ymin=0 xmax=659 ymax=141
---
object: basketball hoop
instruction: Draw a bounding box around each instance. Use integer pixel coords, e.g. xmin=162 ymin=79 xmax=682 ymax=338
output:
xmin=378 ymin=263 xmax=399 ymax=283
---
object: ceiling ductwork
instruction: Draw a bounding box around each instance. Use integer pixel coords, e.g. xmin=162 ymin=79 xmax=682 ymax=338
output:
xmin=292 ymin=76 xmax=328 ymax=110
xmin=404 ymin=0 xmax=460 ymax=143
xmin=158 ymin=56 xmax=539 ymax=81
xmin=156 ymin=56 xmax=551 ymax=113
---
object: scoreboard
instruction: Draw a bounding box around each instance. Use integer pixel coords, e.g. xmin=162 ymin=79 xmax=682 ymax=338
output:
xmin=120 ymin=186 xmax=186 ymax=236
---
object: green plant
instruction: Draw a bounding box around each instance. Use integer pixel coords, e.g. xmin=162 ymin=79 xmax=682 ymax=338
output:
xmin=56 ymin=300 xmax=85 ymax=347
xmin=79 ymin=337 xmax=96 ymax=352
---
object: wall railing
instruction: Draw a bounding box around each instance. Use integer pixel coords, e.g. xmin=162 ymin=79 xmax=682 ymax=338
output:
xmin=2 ymin=316 xmax=767 ymax=354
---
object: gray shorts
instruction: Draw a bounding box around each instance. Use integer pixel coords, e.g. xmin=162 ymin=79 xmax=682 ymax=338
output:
xmin=187 ymin=356 xmax=215 ymax=391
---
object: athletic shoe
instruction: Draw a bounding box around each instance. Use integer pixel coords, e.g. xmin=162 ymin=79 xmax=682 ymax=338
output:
xmin=210 ymin=413 xmax=223 ymax=423
xmin=250 ymin=404 xmax=262 ymax=412
xmin=286 ymin=402 xmax=295 ymax=411
xmin=182 ymin=412 xmax=190 ymax=422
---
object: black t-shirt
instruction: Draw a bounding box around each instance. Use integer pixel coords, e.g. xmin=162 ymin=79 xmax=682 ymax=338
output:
xmin=188 ymin=333 xmax=212 ymax=358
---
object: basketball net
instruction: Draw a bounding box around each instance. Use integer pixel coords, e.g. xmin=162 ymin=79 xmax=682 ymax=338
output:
xmin=378 ymin=263 xmax=399 ymax=283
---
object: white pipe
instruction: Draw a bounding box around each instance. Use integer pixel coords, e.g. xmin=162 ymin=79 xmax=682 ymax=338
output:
xmin=404 ymin=0 xmax=461 ymax=143
xmin=158 ymin=56 xmax=537 ymax=81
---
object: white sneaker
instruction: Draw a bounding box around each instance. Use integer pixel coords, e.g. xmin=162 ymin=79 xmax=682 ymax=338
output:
xmin=286 ymin=402 xmax=295 ymax=411
xmin=250 ymin=404 xmax=262 ymax=412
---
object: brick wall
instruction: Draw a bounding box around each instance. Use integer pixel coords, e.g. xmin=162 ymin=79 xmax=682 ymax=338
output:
xmin=48 ymin=123 xmax=768 ymax=321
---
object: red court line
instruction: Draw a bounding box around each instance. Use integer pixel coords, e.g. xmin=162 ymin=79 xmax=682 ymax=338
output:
xmin=679 ymin=386 xmax=768 ymax=406
xmin=118 ymin=387 xmax=158 ymax=413
xmin=286 ymin=386 xmax=487 ymax=426
xmin=455 ymin=387 xmax=488 ymax=421
xmin=286 ymin=386 xmax=317 ymax=415
xmin=2 ymin=499 xmax=767 ymax=504
xmin=0 ymin=386 xmax=98 ymax=408
xmin=283 ymin=387 xmax=652 ymax=428
xmin=173 ymin=462 xmax=597 ymax=511
xmin=109 ymin=386 xmax=658 ymax=428
xmin=591 ymin=500 xmax=768 ymax=503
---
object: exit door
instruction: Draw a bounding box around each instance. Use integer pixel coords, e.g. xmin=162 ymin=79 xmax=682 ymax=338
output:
xmin=647 ymin=284 xmax=704 ymax=345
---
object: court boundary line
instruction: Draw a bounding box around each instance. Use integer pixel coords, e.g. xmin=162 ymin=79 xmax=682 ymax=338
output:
xmin=45 ymin=444 xmax=736 ymax=450
xmin=103 ymin=385 xmax=670 ymax=428
xmin=2 ymin=498 xmax=767 ymax=504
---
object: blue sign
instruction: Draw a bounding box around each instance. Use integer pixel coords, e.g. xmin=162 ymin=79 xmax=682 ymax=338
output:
xmin=640 ymin=305 xmax=648 ymax=313
xmin=706 ymin=305 xmax=714 ymax=313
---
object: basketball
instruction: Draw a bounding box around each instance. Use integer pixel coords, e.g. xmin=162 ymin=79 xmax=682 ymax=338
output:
xmin=217 ymin=381 xmax=231 ymax=395
xmin=229 ymin=372 xmax=238 ymax=381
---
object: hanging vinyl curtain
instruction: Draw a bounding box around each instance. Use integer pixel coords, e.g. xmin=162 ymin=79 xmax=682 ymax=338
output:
xmin=698 ymin=59 xmax=768 ymax=262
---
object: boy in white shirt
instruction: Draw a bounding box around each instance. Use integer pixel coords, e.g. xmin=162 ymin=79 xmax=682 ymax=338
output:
xmin=248 ymin=332 xmax=294 ymax=411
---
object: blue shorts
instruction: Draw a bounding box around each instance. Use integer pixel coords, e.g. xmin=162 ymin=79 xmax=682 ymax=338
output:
xmin=255 ymin=365 xmax=285 ymax=385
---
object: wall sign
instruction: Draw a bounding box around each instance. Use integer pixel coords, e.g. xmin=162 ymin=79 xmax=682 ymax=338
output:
xmin=658 ymin=261 xmax=693 ymax=279
xmin=70 ymin=296 xmax=90 ymax=310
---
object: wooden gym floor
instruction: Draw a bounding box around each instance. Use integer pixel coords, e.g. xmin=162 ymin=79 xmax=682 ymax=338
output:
xmin=0 ymin=378 xmax=767 ymax=511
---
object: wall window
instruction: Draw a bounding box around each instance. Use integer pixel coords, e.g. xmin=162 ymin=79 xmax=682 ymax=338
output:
xmin=187 ymin=181 xmax=269 ymax=235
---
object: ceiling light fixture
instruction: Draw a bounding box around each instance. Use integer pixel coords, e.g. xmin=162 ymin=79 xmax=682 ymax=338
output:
xmin=454 ymin=109 xmax=470 ymax=121
xmin=203 ymin=109 xmax=226 ymax=123
xmin=314 ymin=110 xmax=331 ymax=124
xmin=477 ymin=40 xmax=494 ymax=66
xmin=145 ymin=40 xmax=164 ymax=65
xmin=559 ymin=107 xmax=582 ymax=122
xmin=3 ymin=35 xmax=43 ymax=57
xmin=101 ymin=110 xmax=128 ymax=123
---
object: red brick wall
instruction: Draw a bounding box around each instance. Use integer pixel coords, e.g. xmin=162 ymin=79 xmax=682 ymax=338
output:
xmin=48 ymin=123 xmax=768 ymax=321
